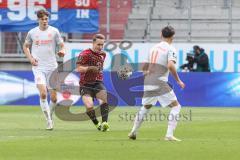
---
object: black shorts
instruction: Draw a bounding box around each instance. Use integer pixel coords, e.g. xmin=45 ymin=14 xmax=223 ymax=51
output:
xmin=79 ymin=81 xmax=106 ymax=98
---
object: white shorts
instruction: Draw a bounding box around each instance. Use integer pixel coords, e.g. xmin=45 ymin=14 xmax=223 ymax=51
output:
xmin=142 ymin=90 xmax=177 ymax=107
xmin=32 ymin=68 xmax=57 ymax=89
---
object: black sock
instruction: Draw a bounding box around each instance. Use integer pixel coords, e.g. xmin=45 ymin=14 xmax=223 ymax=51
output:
xmin=100 ymin=103 xmax=109 ymax=122
xmin=86 ymin=110 xmax=99 ymax=125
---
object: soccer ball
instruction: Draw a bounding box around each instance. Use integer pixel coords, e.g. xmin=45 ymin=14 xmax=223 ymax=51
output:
xmin=117 ymin=65 xmax=133 ymax=80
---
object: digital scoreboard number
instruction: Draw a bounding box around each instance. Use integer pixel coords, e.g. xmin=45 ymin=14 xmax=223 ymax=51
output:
xmin=0 ymin=0 xmax=99 ymax=32
xmin=0 ymin=0 xmax=93 ymax=21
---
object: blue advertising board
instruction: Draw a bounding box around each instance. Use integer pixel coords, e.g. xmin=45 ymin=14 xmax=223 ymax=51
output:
xmin=1 ymin=71 xmax=240 ymax=107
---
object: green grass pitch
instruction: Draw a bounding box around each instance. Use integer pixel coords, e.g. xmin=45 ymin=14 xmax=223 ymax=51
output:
xmin=0 ymin=106 xmax=240 ymax=160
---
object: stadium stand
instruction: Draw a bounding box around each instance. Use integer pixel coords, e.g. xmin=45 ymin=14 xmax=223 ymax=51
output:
xmin=124 ymin=0 xmax=152 ymax=40
xmin=124 ymin=0 xmax=240 ymax=42
xmin=1 ymin=0 xmax=240 ymax=58
xmin=81 ymin=0 xmax=132 ymax=40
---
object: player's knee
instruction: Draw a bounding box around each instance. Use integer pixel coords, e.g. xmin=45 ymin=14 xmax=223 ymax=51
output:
xmin=86 ymin=106 xmax=94 ymax=112
xmin=40 ymin=92 xmax=47 ymax=99
xmin=84 ymin=102 xmax=94 ymax=110
xmin=97 ymin=95 xmax=107 ymax=104
xmin=169 ymin=102 xmax=181 ymax=114
xmin=100 ymin=98 xmax=107 ymax=104
xmin=97 ymin=93 xmax=107 ymax=103
xmin=50 ymin=97 xmax=57 ymax=103
xmin=144 ymin=105 xmax=152 ymax=109
xmin=169 ymin=100 xmax=179 ymax=108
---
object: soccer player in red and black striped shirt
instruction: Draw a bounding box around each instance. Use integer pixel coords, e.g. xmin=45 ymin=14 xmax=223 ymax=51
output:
xmin=76 ymin=34 xmax=109 ymax=131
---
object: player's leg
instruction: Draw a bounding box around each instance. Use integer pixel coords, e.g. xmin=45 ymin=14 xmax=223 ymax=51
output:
xmin=128 ymin=95 xmax=157 ymax=140
xmin=165 ymin=100 xmax=182 ymax=141
xmin=158 ymin=90 xmax=181 ymax=141
xmin=49 ymin=89 xmax=57 ymax=120
xmin=33 ymin=68 xmax=52 ymax=130
xmin=37 ymin=84 xmax=53 ymax=130
xmin=46 ymin=70 xmax=58 ymax=120
xmin=128 ymin=104 xmax=152 ymax=140
xmin=82 ymin=94 xmax=101 ymax=130
xmin=96 ymin=89 xmax=109 ymax=132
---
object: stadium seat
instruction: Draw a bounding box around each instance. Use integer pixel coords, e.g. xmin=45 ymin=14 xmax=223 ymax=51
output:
xmin=82 ymin=0 xmax=132 ymax=40
xmin=124 ymin=0 xmax=240 ymax=42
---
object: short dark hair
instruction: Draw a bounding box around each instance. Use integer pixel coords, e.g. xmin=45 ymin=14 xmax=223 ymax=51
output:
xmin=193 ymin=45 xmax=200 ymax=51
xmin=161 ymin=26 xmax=175 ymax=38
xmin=93 ymin=34 xmax=105 ymax=42
xmin=37 ymin=9 xmax=49 ymax=19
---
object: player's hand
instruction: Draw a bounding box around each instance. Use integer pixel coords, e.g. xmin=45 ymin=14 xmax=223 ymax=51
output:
xmin=177 ymin=80 xmax=185 ymax=89
xmin=143 ymin=70 xmax=150 ymax=77
xmin=30 ymin=58 xmax=38 ymax=66
xmin=57 ymin=50 xmax=65 ymax=57
xmin=87 ymin=66 xmax=100 ymax=73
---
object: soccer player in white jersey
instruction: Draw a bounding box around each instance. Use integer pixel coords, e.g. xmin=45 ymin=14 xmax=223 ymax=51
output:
xmin=23 ymin=9 xmax=65 ymax=130
xmin=128 ymin=26 xmax=185 ymax=141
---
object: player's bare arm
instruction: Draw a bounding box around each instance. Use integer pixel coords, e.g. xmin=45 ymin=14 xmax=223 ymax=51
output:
xmin=57 ymin=42 xmax=65 ymax=57
xmin=77 ymin=64 xmax=99 ymax=73
xmin=141 ymin=62 xmax=150 ymax=76
xmin=23 ymin=42 xmax=38 ymax=66
xmin=168 ymin=60 xmax=185 ymax=89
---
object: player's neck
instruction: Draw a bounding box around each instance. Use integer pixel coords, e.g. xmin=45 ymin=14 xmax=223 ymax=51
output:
xmin=39 ymin=25 xmax=49 ymax=31
xmin=162 ymin=38 xmax=172 ymax=44
xmin=90 ymin=48 xmax=98 ymax=54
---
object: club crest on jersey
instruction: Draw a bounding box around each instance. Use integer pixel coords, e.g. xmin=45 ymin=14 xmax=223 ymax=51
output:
xmin=35 ymin=40 xmax=40 ymax=45
xmin=100 ymin=55 xmax=105 ymax=60
xmin=48 ymin=33 xmax=52 ymax=38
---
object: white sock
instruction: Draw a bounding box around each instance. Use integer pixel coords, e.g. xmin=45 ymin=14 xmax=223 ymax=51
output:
xmin=40 ymin=99 xmax=51 ymax=121
xmin=49 ymin=101 xmax=57 ymax=119
xmin=166 ymin=105 xmax=181 ymax=137
xmin=131 ymin=106 xmax=150 ymax=134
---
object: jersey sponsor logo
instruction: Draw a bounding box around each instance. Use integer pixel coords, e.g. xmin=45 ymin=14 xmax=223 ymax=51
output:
xmin=39 ymin=39 xmax=53 ymax=45
xmin=34 ymin=39 xmax=53 ymax=45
